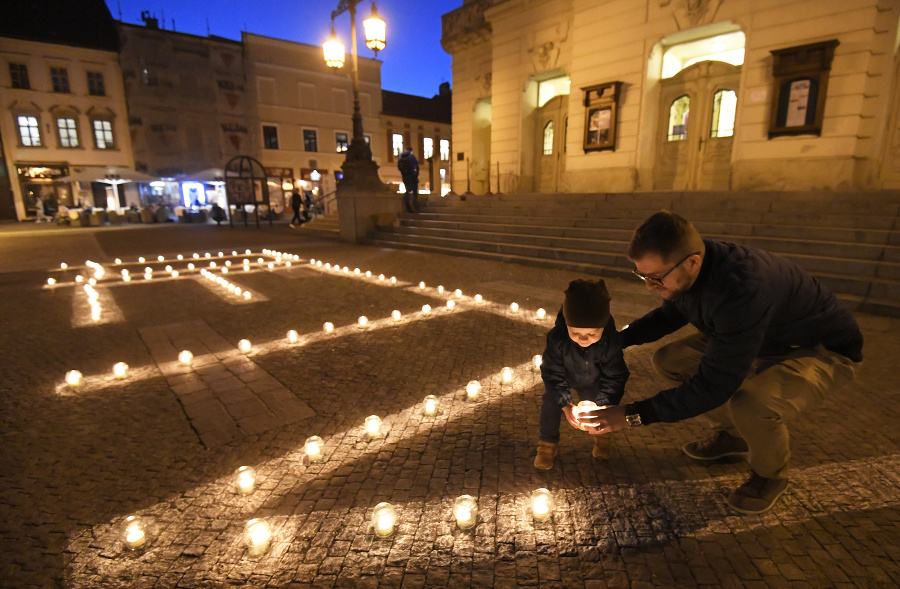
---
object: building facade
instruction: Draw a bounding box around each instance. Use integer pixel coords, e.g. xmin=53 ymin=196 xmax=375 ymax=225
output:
xmin=0 ymin=0 xmax=133 ymax=220
xmin=381 ymin=85 xmax=453 ymax=194
xmin=442 ymin=0 xmax=900 ymax=194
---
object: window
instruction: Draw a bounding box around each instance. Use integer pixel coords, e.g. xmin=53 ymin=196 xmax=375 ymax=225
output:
xmin=667 ymin=95 xmax=690 ymax=141
xmin=263 ymin=125 xmax=279 ymax=150
xmin=303 ymin=129 xmax=318 ymax=152
xmin=50 ymin=67 xmax=70 ymax=93
xmin=542 ymin=121 xmax=554 ymax=155
xmin=17 ymin=115 xmax=41 ymax=146
xmin=93 ymin=119 xmax=115 ymax=149
xmin=9 ymin=63 xmax=30 ymax=89
xmin=392 ymin=133 xmax=403 ymax=157
xmin=87 ymin=72 xmax=105 ymax=96
xmin=440 ymin=139 xmax=450 ymax=161
xmin=423 ymin=138 xmax=434 ymax=160
xmin=57 ymin=118 xmax=79 ymax=147
xmin=710 ymin=89 xmax=737 ymax=138
xmin=335 ymin=132 xmax=348 ymax=153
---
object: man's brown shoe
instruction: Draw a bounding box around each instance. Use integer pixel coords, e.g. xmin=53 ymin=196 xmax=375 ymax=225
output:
xmin=682 ymin=431 xmax=749 ymax=461
xmin=591 ymin=436 xmax=612 ymax=459
xmin=727 ymin=470 xmax=788 ymax=515
xmin=534 ymin=441 xmax=558 ymax=470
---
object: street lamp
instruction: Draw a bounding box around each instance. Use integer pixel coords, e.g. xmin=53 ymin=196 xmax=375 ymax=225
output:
xmin=324 ymin=1 xmax=386 ymax=191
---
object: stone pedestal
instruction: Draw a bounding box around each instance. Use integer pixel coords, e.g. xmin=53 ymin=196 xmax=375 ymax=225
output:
xmin=336 ymin=188 xmax=404 ymax=244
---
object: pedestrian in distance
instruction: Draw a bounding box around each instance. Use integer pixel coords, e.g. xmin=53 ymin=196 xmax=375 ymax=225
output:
xmin=34 ymin=196 xmax=49 ymax=223
xmin=289 ymin=191 xmax=305 ymax=228
xmin=397 ymin=147 xmax=419 ymax=213
xmin=578 ymin=210 xmax=863 ymax=515
xmin=534 ymin=278 xmax=630 ymax=470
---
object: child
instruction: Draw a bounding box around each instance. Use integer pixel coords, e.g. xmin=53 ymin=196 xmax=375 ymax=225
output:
xmin=535 ymin=279 xmax=629 ymax=470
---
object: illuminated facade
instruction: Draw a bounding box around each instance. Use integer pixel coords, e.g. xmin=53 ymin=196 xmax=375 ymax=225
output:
xmin=442 ymin=0 xmax=900 ymax=194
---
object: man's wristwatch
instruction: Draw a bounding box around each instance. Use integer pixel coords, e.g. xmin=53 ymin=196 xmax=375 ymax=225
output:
xmin=624 ymin=403 xmax=643 ymax=427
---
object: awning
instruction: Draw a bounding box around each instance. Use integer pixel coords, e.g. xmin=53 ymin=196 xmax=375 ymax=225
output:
xmin=59 ymin=166 xmax=158 ymax=184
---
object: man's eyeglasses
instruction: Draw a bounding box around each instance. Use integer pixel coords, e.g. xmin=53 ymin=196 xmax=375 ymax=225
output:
xmin=632 ymin=251 xmax=701 ymax=287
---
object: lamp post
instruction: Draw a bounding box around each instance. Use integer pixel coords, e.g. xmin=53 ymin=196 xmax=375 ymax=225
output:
xmin=324 ymin=1 xmax=386 ymax=191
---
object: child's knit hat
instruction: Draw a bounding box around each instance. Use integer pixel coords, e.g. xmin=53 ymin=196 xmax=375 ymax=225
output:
xmin=563 ymin=279 xmax=611 ymax=328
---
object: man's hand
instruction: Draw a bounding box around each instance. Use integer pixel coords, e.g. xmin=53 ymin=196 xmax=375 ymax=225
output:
xmin=561 ymin=404 xmax=580 ymax=430
xmin=577 ymin=404 xmax=628 ymax=435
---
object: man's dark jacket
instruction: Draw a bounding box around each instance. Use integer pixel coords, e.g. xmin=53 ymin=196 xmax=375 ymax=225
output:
xmin=541 ymin=310 xmax=630 ymax=407
xmin=622 ymin=239 xmax=863 ymax=425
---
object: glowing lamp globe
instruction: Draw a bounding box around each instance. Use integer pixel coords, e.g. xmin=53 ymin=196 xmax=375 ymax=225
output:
xmin=372 ymin=502 xmax=397 ymax=538
xmin=121 ymin=515 xmax=148 ymax=550
xmin=287 ymin=330 xmax=299 ymax=344
xmin=454 ymin=495 xmax=478 ymax=530
xmin=423 ymin=395 xmax=439 ymax=416
xmin=233 ymin=465 xmax=257 ymax=496
xmin=179 ymin=350 xmax=193 ymax=365
xmin=364 ymin=415 xmax=382 ymax=439
xmin=243 ymin=518 xmax=272 ymax=557
xmin=531 ymin=488 xmax=553 ymax=522
xmin=536 ymin=308 xmax=547 ymax=320
xmin=238 ymin=339 xmax=251 ymax=354
xmin=65 ymin=370 xmax=83 ymax=387
xmin=363 ymin=3 xmax=386 ymax=54
xmin=305 ymin=435 xmax=324 ymax=462
xmin=324 ymin=31 xmax=345 ymax=68
xmin=113 ymin=362 xmax=129 ymax=379
xmin=466 ymin=380 xmax=481 ymax=400
xmin=501 ymin=367 xmax=514 ymax=384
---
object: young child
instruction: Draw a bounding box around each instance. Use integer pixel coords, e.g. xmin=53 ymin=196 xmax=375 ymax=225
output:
xmin=535 ymin=278 xmax=629 ymax=470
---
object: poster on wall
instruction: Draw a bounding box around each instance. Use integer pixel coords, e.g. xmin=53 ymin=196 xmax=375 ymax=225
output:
xmin=582 ymin=81 xmax=623 ymax=152
xmin=785 ymin=80 xmax=811 ymax=127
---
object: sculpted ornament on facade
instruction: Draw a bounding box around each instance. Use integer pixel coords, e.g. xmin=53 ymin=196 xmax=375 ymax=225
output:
xmin=671 ymin=0 xmax=722 ymax=29
xmin=525 ymin=22 xmax=569 ymax=74
xmin=475 ymin=72 xmax=492 ymax=96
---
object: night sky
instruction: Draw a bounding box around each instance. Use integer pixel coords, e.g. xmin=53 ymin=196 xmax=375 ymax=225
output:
xmin=105 ymin=0 xmax=462 ymax=98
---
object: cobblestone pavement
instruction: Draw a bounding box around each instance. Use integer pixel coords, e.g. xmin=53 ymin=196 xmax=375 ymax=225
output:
xmin=1 ymin=222 xmax=898 ymax=588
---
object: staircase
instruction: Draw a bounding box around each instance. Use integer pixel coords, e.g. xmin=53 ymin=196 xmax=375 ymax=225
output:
xmin=364 ymin=191 xmax=900 ymax=317
xmin=298 ymin=212 xmax=340 ymax=238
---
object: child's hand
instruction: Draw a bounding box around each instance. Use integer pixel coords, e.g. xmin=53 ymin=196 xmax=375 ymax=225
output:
xmin=561 ymin=404 xmax=580 ymax=430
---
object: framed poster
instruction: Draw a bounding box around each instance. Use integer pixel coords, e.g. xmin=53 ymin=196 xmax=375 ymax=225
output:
xmin=582 ymin=81 xmax=622 ymax=152
xmin=768 ymin=40 xmax=838 ymax=138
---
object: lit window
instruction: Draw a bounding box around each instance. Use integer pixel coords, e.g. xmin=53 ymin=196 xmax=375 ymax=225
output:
xmin=303 ymin=129 xmax=317 ymax=152
xmin=710 ymin=89 xmax=737 ymax=138
xmin=542 ymin=121 xmax=554 ymax=155
xmin=93 ymin=119 xmax=115 ymax=149
xmin=667 ymin=95 xmax=690 ymax=141
xmin=87 ymin=72 xmax=105 ymax=96
xmin=51 ymin=67 xmax=70 ymax=93
xmin=439 ymin=139 xmax=449 ymax=161
xmin=537 ymin=76 xmax=571 ymax=107
xmin=9 ymin=63 xmax=30 ymax=89
xmin=263 ymin=125 xmax=279 ymax=149
xmin=423 ymin=138 xmax=433 ymax=160
xmin=18 ymin=115 xmax=41 ymax=146
xmin=335 ymin=132 xmax=348 ymax=153
xmin=392 ymin=133 xmax=403 ymax=157
xmin=57 ymin=118 xmax=79 ymax=147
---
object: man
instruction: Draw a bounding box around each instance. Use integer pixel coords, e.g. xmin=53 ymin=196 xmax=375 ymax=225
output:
xmin=289 ymin=191 xmax=305 ymax=228
xmin=581 ymin=211 xmax=863 ymax=514
xmin=397 ymin=147 xmax=419 ymax=213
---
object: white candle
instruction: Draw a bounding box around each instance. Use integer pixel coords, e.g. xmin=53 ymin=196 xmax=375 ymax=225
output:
xmin=531 ymin=488 xmax=553 ymax=522
xmin=378 ymin=274 xmax=384 ymax=280
xmin=234 ymin=466 xmax=257 ymax=496
xmin=354 ymin=268 xmax=360 ymax=274
xmin=501 ymin=367 xmax=513 ymax=384
xmin=121 ymin=516 xmax=147 ymax=550
xmin=323 ymin=322 xmax=334 ymax=333
xmin=437 ymin=285 xmax=444 ymax=293
xmin=305 ymin=436 xmax=324 ymax=462
xmin=177 ymin=255 xmax=183 ymax=260
xmin=65 ymin=370 xmax=83 ymax=387
xmin=536 ymin=308 xmax=547 ymax=319
xmin=179 ymin=350 xmax=193 ymax=365
xmin=60 ymin=263 xmax=68 ymax=269
xmin=422 ymin=304 xmax=431 ymax=314
xmin=372 ymin=502 xmax=397 ymax=538
xmin=419 ymin=281 xmax=426 ymax=289
xmin=47 ymin=278 xmax=56 ymax=285
xmin=454 ymin=495 xmax=477 ymax=530
xmin=138 ymin=257 xmax=145 ymax=263
xmin=474 ymin=294 xmax=483 ymax=303
xmin=113 ymin=362 xmax=128 ymax=379
xmin=243 ymin=519 xmax=272 ymax=557
xmin=573 ymin=400 xmax=599 ymax=431
xmin=365 ymin=271 xmax=372 ymax=278
xmin=390 ymin=276 xmax=397 ymax=284
xmin=365 ymin=415 xmax=382 ymax=439
xmin=446 ymin=300 xmax=455 ymax=309
xmin=466 ymin=380 xmax=481 ymax=400
xmin=454 ymin=289 xmax=463 ymax=298
xmin=243 ymin=292 xmax=251 ymax=300
xmin=532 ymin=355 xmax=542 ymax=370
xmin=238 ymin=339 xmax=251 ymax=353
xmin=358 ymin=316 xmax=369 ymax=328
xmin=287 ymin=330 xmax=299 ymax=344
xmin=510 ymin=302 xmax=519 ymax=312
xmin=424 ymin=395 xmax=438 ymax=416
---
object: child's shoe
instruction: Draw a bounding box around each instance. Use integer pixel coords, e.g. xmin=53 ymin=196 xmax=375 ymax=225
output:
xmin=592 ymin=436 xmax=612 ymax=459
xmin=534 ymin=441 xmax=558 ymax=470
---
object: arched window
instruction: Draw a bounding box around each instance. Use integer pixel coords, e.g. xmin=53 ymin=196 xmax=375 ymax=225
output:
xmin=667 ymin=95 xmax=690 ymax=141
xmin=710 ymin=89 xmax=737 ymax=138
xmin=542 ymin=121 xmax=554 ymax=155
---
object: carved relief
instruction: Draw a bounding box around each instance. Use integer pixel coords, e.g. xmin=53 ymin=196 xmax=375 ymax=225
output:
xmin=475 ymin=72 xmax=492 ymax=97
xmin=525 ymin=21 xmax=569 ymax=74
xmin=672 ymin=0 xmax=722 ymax=30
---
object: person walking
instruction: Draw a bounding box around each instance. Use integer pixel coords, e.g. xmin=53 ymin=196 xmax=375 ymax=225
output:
xmin=397 ymin=147 xmax=419 ymax=213
xmin=579 ymin=210 xmax=863 ymax=515
xmin=34 ymin=196 xmax=49 ymax=223
xmin=289 ymin=191 xmax=305 ymax=228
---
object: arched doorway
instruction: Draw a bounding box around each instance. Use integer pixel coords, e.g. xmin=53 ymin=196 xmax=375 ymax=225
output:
xmin=472 ymin=98 xmax=492 ymax=194
xmin=654 ymin=61 xmax=741 ymax=190
xmin=533 ymin=94 xmax=568 ymax=193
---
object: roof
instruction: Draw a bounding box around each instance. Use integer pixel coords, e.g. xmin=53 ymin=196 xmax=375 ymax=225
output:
xmin=382 ymin=90 xmax=451 ymax=125
xmin=0 ymin=0 xmax=119 ymax=51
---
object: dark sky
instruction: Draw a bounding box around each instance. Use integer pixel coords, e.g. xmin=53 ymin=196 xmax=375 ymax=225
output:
xmin=105 ymin=0 xmax=462 ymax=98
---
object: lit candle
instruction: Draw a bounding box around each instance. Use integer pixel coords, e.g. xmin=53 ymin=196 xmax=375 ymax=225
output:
xmin=138 ymin=257 xmax=145 ymax=263
xmin=536 ymin=308 xmax=547 ymax=320
xmin=235 ymin=287 xmax=242 ymax=296
xmin=474 ymin=294 xmax=483 ymax=303
xmin=243 ymin=292 xmax=251 ymax=300
xmin=60 ymin=263 xmax=68 ymax=269
xmin=267 ymin=262 xmax=274 ymax=269
xmin=466 ymin=380 xmax=481 ymax=400
xmin=454 ymin=495 xmax=478 ymax=530
xmin=390 ymin=276 xmax=397 ymax=284
xmin=454 ymin=289 xmax=462 ymax=297
xmin=233 ymin=465 xmax=257 ymax=496
xmin=210 ymin=262 xmax=217 ymax=268
xmin=372 ymin=502 xmax=397 ymax=538
xmin=309 ymin=259 xmax=316 ymax=264
xmin=392 ymin=310 xmax=401 ymax=321
xmin=65 ymin=370 xmax=83 ymax=387
xmin=304 ymin=435 xmax=324 ymax=462
xmin=221 ymin=268 xmax=228 ymax=274
xmin=285 ymin=261 xmax=291 ymax=267
xmin=510 ymin=302 xmax=519 ymax=312
xmin=358 ymin=316 xmax=369 ymax=328
xmin=47 ymin=278 xmax=56 ymax=286
xmin=205 ymin=253 xmax=211 ymax=258
xmin=121 ymin=516 xmax=148 ymax=550
xmin=325 ymin=263 xmax=331 ymax=269
xmin=423 ymin=395 xmax=439 ymax=416
xmin=531 ymin=488 xmax=553 ymax=522
xmin=177 ymin=254 xmax=183 ymax=260
xmin=243 ymin=519 xmax=272 ymax=557
xmin=113 ymin=362 xmax=128 ymax=379
xmin=193 ymin=253 xmax=199 ymax=259
xmin=218 ymin=252 xmax=224 ymax=257
xmin=418 ymin=281 xmax=426 ymax=289
xmin=245 ymin=249 xmax=251 ymax=255
xmin=75 ymin=275 xmax=84 ymax=283
xmin=323 ymin=322 xmax=334 ymax=333
xmin=378 ymin=274 xmax=384 ymax=280
xmin=188 ymin=263 xmax=195 ymax=270
xmin=437 ymin=285 xmax=444 ymax=293
xmin=123 ymin=275 xmax=131 ymax=282
xmin=364 ymin=415 xmax=382 ymax=439
xmin=422 ymin=304 xmax=432 ymax=314
xmin=446 ymin=300 xmax=455 ymax=309
xmin=179 ymin=350 xmax=193 ymax=365
xmin=343 ymin=266 xmax=349 ymax=273
xmin=572 ymin=400 xmax=599 ymax=431
xmin=532 ymin=355 xmax=542 ymax=370
xmin=238 ymin=339 xmax=251 ymax=353
xmin=365 ymin=271 xmax=372 ymax=278
xmin=287 ymin=330 xmax=299 ymax=344
xmin=171 ymin=270 xmax=179 ymax=277
xmin=354 ymin=268 xmax=360 ymax=275
xmin=501 ymin=367 xmax=513 ymax=384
